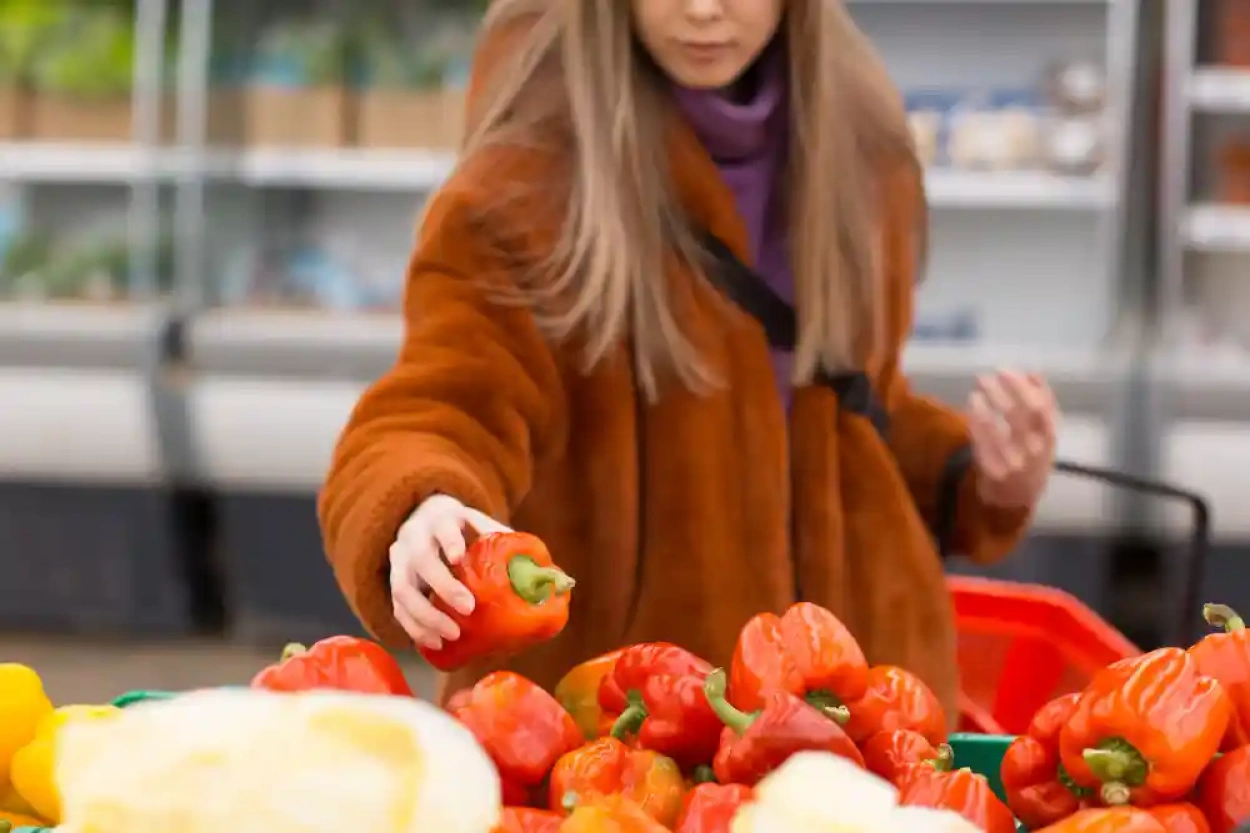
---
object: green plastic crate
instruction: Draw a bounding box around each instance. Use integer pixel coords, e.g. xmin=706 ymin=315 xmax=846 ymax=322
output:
xmin=110 ymin=690 xmax=177 ymax=709
xmin=948 ymin=732 xmax=1012 ymax=800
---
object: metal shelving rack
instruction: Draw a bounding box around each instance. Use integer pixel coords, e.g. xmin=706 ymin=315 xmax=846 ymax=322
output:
xmin=1 ymin=0 xmax=1149 ymax=528
xmin=1157 ymin=0 xmax=1250 ymax=545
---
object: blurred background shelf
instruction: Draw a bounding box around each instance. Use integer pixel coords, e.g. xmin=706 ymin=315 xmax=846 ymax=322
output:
xmin=1182 ymin=203 xmax=1250 ymax=252
xmin=1187 ymin=66 xmax=1250 ymax=114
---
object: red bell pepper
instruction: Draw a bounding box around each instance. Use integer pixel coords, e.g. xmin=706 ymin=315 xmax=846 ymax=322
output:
xmin=1059 ymin=648 xmax=1232 ymax=807
xmin=250 ymin=636 xmax=412 ymax=695
xmin=1146 ymin=804 xmax=1211 ymax=833
xmin=1188 ymin=603 xmax=1250 ymax=750
xmin=860 ymin=728 xmax=940 ymax=784
xmin=841 ymin=664 xmax=948 ymax=746
xmin=1032 ymin=807 xmax=1167 ymax=833
xmin=451 ymin=671 xmax=584 ymax=806
xmin=674 ymin=783 xmax=754 ymax=833
xmin=560 ymin=795 xmax=674 ymax=833
xmin=895 ymin=751 xmax=1017 ymax=833
xmin=419 ymin=532 xmax=575 ymax=672
xmin=548 ymin=737 xmax=686 ymax=828
xmin=555 ymin=648 xmax=625 ymax=740
xmin=729 ymin=602 xmax=867 ymax=722
xmin=1001 ymin=692 xmax=1094 ymax=830
xmin=1195 ymin=745 xmax=1250 ymax=833
xmin=598 ymin=643 xmax=721 ymax=768
xmin=492 ymin=807 xmax=563 ymax=833
xmin=704 ymin=667 xmax=864 ymax=786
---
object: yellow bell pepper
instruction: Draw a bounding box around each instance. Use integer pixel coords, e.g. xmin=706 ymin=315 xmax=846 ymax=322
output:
xmin=10 ymin=704 xmax=120 ymax=824
xmin=0 ymin=664 xmax=52 ymax=784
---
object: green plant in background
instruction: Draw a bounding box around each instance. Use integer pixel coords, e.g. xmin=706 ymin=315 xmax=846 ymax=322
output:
xmin=353 ymin=21 xmax=449 ymax=91
xmin=29 ymin=6 xmax=134 ymax=98
xmin=253 ymin=19 xmax=348 ymax=87
xmin=0 ymin=232 xmax=174 ymax=301
xmin=0 ymin=0 xmax=71 ymax=86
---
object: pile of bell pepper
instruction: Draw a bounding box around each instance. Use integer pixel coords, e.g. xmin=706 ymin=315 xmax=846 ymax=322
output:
xmin=994 ymin=602 xmax=1250 ymax=833
xmin=0 ymin=663 xmax=121 ymax=829
xmin=239 ymin=531 xmax=1250 ymax=833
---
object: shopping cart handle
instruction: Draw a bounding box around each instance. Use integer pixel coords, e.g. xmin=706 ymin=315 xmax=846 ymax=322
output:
xmin=1052 ymin=459 xmax=1211 ymax=644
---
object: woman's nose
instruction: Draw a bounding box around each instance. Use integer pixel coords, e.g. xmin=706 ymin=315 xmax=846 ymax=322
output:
xmin=684 ymin=0 xmax=725 ymax=22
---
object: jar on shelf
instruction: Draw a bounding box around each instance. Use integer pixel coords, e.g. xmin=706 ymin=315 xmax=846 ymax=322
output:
xmin=1214 ymin=0 xmax=1250 ymax=67
xmin=1217 ymin=140 xmax=1250 ymax=205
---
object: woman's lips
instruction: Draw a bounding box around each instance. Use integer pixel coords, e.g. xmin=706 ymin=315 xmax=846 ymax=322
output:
xmin=680 ymin=42 xmax=731 ymax=63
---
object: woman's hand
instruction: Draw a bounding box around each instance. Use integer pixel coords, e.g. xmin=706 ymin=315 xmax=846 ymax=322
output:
xmin=389 ymin=495 xmax=512 ymax=650
xmin=967 ymin=370 xmax=1059 ymax=509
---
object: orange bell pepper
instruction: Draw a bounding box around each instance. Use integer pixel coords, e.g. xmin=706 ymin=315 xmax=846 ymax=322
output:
xmin=555 ymin=649 xmax=624 ymax=740
xmin=895 ymin=749 xmax=1016 ymax=833
xmin=841 ymin=664 xmax=948 ymax=747
xmin=1146 ymin=803 xmax=1211 ymax=833
xmin=1188 ymin=603 xmax=1250 ymax=750
xmin=250 ymin=636 xmax=413 ymax=695
xmin=559 ymin=795 xmax=673 ymax=833
xmin=548 ymin=737 xmax=685 ymax=828
xmin=452 ymin=672 xmax=584 ymax=807
xmin=860 ymin=728 xmax=940 ymax=784
xmin=1032 ymin=807 xmax=1167 ymax=833
xmin=729 ymin=602 xmax=867 ymax=722
xmin=1001 ymin=693 xmax=1094 ymax=830
xmin=419 ymin=532 xmax=575 ymax=672
xmin=1195 ymin=745 xmax=1250 ymax=833
xmin=1059 ymin=648 xmax=1231 ymax=807
xmin=493 ymin=807 xmax=563 ymax=833
xmin=0 ymin=810 xmax=50 ymax=828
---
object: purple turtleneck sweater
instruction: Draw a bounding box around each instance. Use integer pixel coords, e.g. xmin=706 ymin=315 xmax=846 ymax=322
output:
xmin=671 ymin=47 xmax=793 ymax=408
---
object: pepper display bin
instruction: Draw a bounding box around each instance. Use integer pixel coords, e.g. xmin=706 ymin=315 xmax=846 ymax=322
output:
xmin=0 ymin=312 xmax=197 ymax=636
xmin=945 ymin=534 xmax=1112 ymax=618
xmin=0 ymin=482 xmax=196 ymax=634
xmin=217 ymin=492 xmax=366 ymax=644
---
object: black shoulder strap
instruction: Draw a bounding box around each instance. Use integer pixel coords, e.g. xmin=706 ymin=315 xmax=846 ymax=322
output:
xmin=696 ymin=228 xmax=966 ymax=558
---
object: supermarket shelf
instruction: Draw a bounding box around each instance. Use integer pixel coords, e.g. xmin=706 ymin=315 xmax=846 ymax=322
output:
xmin=903 ymin=342 xmax=1126 ymax=412
xmin=1182 ymin=203 xmax=1250 ymax=252
xmin=924 ymin=169 xmax=1113 ymax=210
xmin=1187 ymin=67 xmax=1250 ymax=114
xmin=0 ymin=143 xmax=163 ymax=183
xmin=188 ymin=308 xmax=401 ymax=379
xmin=1161 ymin=419 xmax=1250 ymax=541
xmin=202 ymin=148 xmax=458 ymax=191
xmin=0 ymin=141 xmax=1113 ymax=210
xmin=0 ymin=367 xmax=161 ymax=484
xmin=184 ymin=372 xmax=1115 ymax=534
xmin=1153 ymin=350 xmax=1250 ymax=421
xmin=0 ymin=301 xmax=167 ymax=368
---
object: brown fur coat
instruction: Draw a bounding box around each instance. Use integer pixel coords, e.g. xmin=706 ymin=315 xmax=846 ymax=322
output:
xmin=318 ymin=43 xmax=1031 ymax=717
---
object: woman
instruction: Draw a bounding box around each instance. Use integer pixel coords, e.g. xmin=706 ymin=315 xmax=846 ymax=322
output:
xmin=319 ymin=0 xmax=1059 ymax=714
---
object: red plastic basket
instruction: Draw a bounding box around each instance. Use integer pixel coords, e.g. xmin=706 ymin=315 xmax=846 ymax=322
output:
xmin=949 ymin=461 xmax=1211 ymax=736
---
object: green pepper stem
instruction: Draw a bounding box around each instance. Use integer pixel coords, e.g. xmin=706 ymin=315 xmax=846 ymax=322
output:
xmin=931 ymin=743 xmax=955 ymax=772
xmin=610 ymin=693 xmax=648 ymax=740
xmin=507 ymin=555 xmax=576 ymax=604
xmin=561 ymin=790 xmax=580 ymax=812
xmin=804 ymin=690 xmax=851 ymax=726
xmin=280 ymin=643 xmax=307 ymax=661
xmin=1083 ymin=741 xmax=1147 ymax=802
xmin=0 ymin=821 xmax=12 ymax=833
xmin=691 ymin=764 xmax=717 ymax=784
xmin=1204 ymin=603 xmax=1246 ymax=633
xmin=703 ymin=668 xmax=756 ymax=735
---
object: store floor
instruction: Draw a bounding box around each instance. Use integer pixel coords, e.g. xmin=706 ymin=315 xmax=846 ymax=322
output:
xmin=0 ymin=635 xmax=438 ymax=703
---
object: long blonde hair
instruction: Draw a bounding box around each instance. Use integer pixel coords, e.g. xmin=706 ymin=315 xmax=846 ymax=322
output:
xmin=459 ymin=0 xmax=923 ymax=396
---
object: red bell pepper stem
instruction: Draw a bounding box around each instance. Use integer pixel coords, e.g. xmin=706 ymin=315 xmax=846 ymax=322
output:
xmin=610 ymin=694 xmax=648 ymax=739
xmin=690 ymin=765 xmax=717 ymax=784
xmin=704 ymin=669 xmax=753 ymax=733
xmin=509 ymin=555 xmax=576 ymax=603
xmin=1083 ymin=740 xmax=1150 ymax=806
xmin=281 ymin=643 xmax=307 ymax=661
xmin=1205 ymin=604 xmax=1246 ymax=632
xmin=806 ymin=692 xmax=851 ymax=725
